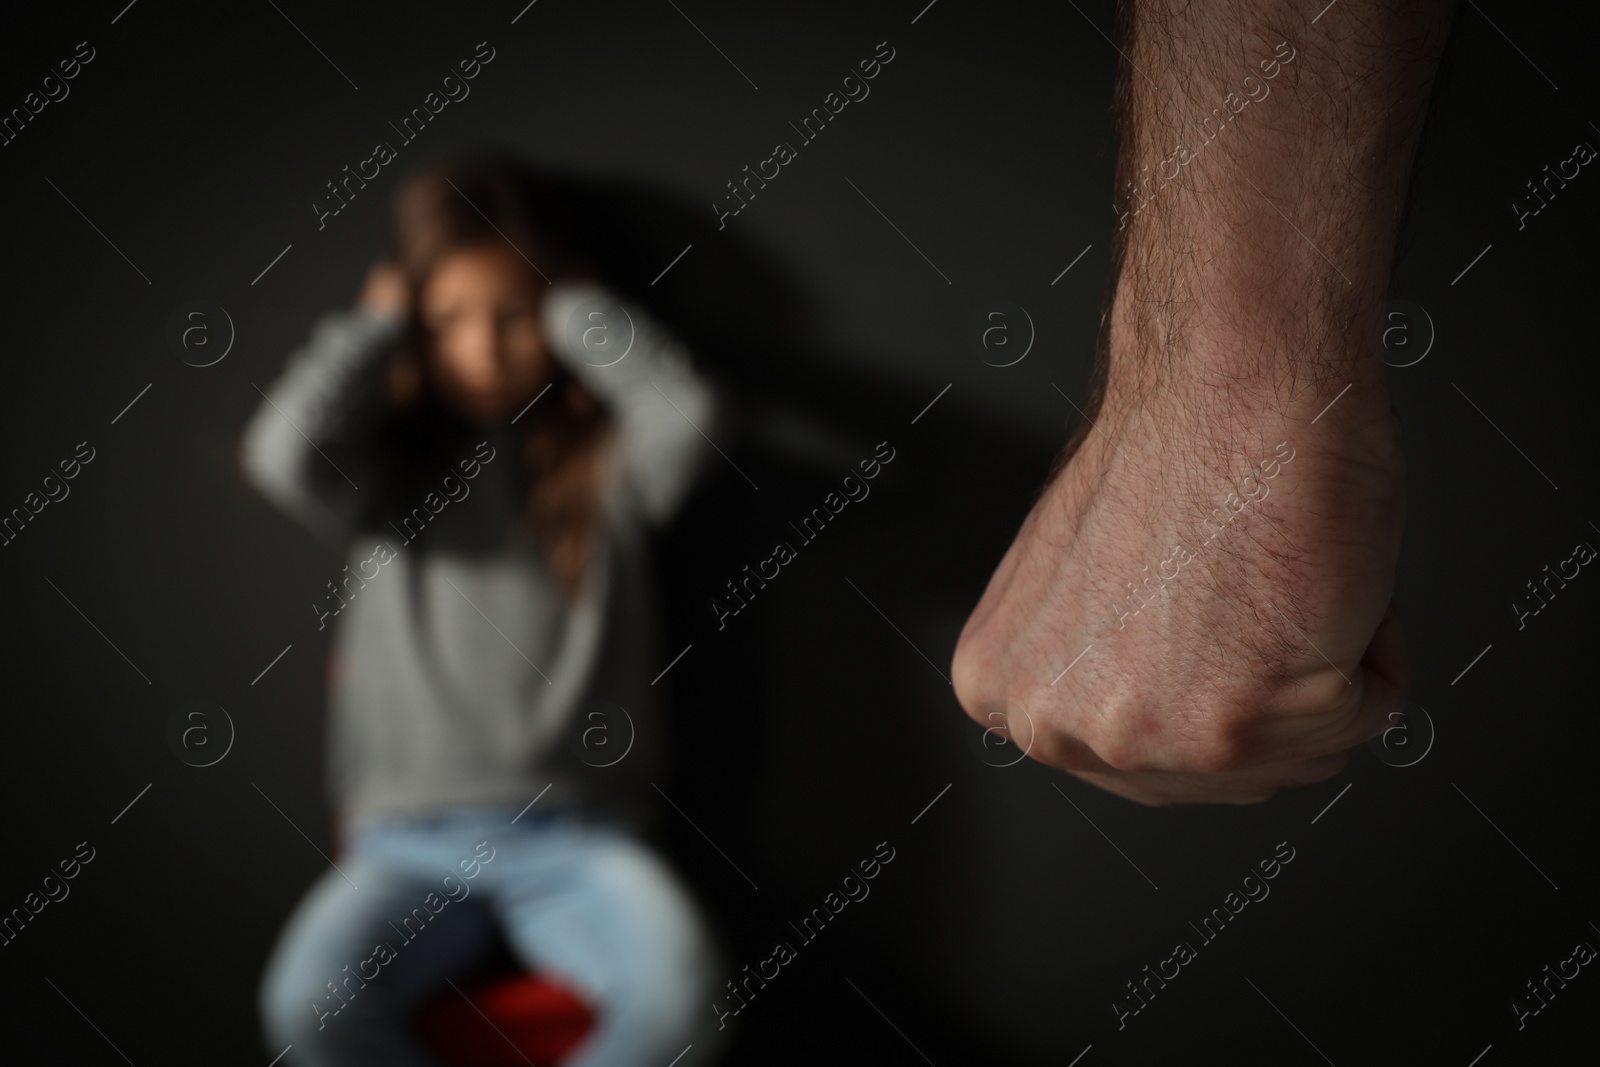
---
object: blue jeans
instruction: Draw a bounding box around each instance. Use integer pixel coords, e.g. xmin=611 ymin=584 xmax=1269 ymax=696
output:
xmin=258 ymin=804 xmax=727 ymax=1066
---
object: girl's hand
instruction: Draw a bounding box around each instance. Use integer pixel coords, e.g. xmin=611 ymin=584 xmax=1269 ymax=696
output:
xmin=357 ymin=260 xmax=409 ymax=315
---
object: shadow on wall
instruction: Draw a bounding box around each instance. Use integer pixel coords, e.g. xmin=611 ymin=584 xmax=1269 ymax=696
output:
xmin=489 ymin=160 xmax=816 ymax=395
xmin=514 ymin=165 xmax=1066 ymax=1063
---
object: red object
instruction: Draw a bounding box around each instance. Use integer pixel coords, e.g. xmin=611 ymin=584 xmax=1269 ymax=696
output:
xmin=413 ymin=969 xmax=597 ymax=1067
xmin=329 ymin=785 xmax=597 ymax=1066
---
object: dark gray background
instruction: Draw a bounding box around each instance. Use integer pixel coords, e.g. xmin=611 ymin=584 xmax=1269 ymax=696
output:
xmin=1 ymin=1 xmax=1597 ymax=1063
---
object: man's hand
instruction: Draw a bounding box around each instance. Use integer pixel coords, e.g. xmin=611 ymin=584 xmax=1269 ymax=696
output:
xmin=951 ymin=0 xmax=1454 ymax=804
xmin=953 ymin=339 xmax=1407 ymax=804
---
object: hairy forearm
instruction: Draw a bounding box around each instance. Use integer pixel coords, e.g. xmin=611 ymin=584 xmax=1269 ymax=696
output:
xmin=1108 ymin=0 xmax=1456 ymax=393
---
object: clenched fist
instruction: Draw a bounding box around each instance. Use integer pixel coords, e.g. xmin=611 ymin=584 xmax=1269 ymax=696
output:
xmin=952 ymin=341 xmax=1408 ymax=805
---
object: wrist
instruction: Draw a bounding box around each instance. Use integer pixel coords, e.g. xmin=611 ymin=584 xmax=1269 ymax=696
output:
xmin=1102 ymin=248 xmax=1390 ymax=422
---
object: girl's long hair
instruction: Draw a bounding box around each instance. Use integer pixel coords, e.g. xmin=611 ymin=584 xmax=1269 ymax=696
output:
xmin=374 ymin=153 xmax=611 ymax=600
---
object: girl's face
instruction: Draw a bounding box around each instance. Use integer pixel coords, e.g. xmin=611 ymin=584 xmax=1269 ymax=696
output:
xmin=418 ymin=243 xmax=550 ymax=425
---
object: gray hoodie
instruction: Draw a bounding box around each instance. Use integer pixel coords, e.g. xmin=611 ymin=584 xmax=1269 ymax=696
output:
xmin=241 ymin=281 xmax=717 ymax=827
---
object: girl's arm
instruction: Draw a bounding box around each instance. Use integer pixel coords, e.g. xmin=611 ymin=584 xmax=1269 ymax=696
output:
xmin=239 ymin=266 xmax=406 ymax=545
xmin=540 ymin=281 xmax=721 ymax=524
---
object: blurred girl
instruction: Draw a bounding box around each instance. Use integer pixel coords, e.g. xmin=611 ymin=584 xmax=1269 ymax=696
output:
xmin=243 ymin=153 xmax=725 ymax=1066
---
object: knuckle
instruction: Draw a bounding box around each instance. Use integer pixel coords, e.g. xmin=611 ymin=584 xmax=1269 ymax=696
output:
xmin=1030 ymin=728 xmax=1104 ymax=774
xmin=1177 ymin=732 xmax=1254 ymax=775
xmin=1088 ymin=725 xmax=1156 ymax=774
xmin=1086 ymin=690 xmax=1266 ymax=776
xmin=950 ymin=630 xmax=990 ymax=725
xmin=1165 ymin=702 xmax=1258 ymax=774
xmin=1276 ymin=667 xmax=1359 ymax=718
